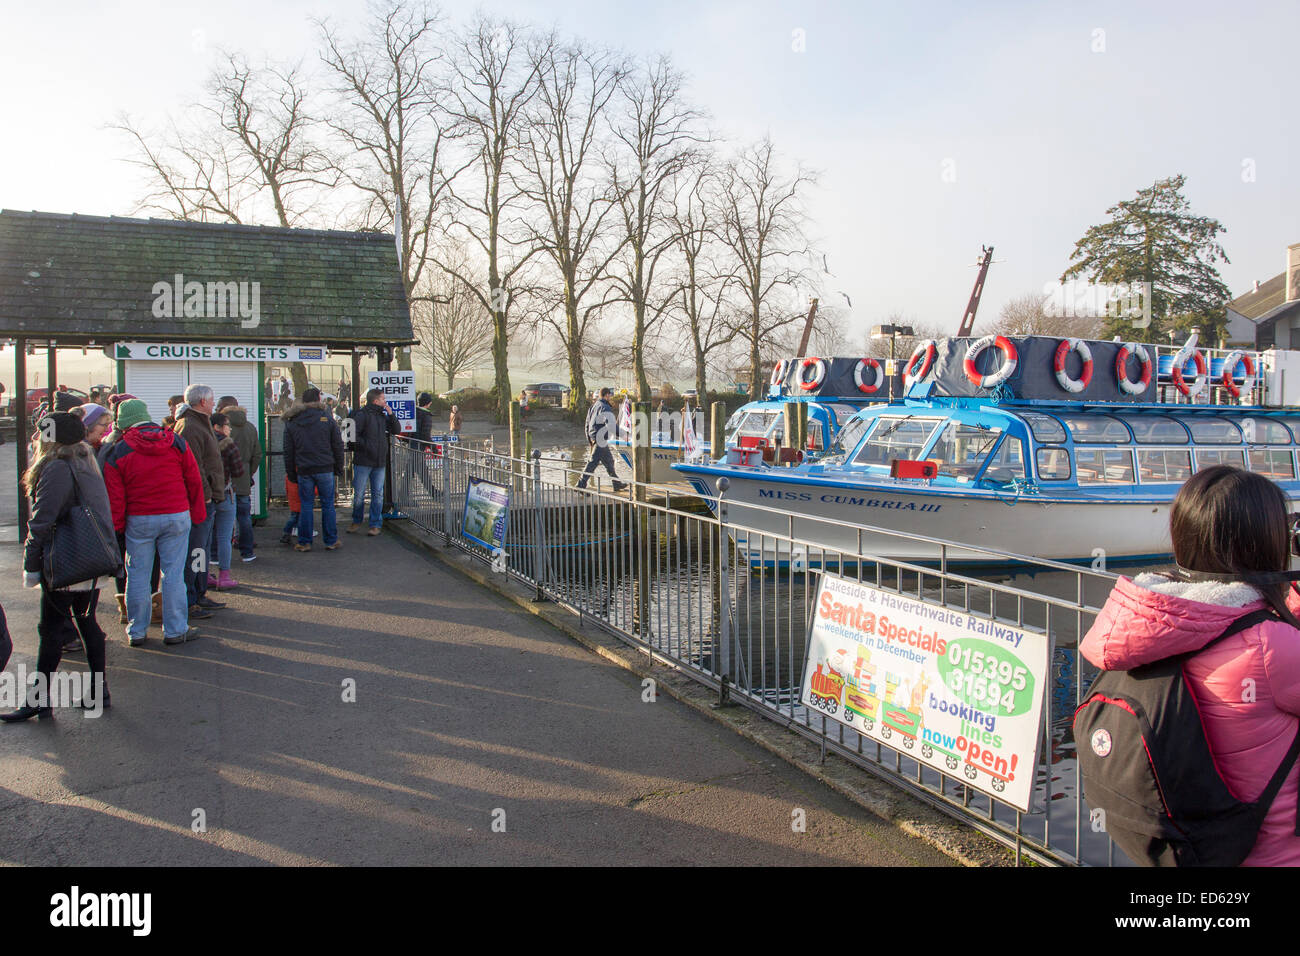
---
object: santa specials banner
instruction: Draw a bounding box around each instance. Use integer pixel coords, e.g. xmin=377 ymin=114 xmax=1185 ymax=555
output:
xmin=799 ymin=573 xmax=1049 ymax=811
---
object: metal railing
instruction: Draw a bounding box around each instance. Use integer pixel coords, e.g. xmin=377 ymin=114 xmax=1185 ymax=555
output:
xmin=389 ymin=436 xmax=1124 ymax=866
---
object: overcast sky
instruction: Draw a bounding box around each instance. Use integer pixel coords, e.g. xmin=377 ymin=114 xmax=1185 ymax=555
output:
xmin=2 ymin=0 xmax=1296 ymax=346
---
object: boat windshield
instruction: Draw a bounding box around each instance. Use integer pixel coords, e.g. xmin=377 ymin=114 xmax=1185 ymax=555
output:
xmin=727 ymin=409 xmax=782 ymax=441
xmin=929 ymin=421 xmax=1003 ymax=481
xmin=821 ymin=413 xmax=873 ymax=464
xmin=852 ymin=416 xmax=944 ymax=466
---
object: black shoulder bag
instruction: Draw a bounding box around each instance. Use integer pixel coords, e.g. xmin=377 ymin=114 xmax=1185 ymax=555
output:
xmin=43 ymin=465 xmax=124 ymax=590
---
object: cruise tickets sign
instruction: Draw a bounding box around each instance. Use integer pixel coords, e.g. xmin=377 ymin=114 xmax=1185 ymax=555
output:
xmin=799 ymin=573 xmax=1049 ymax=811
xmin=367 ymin=370 xmax=416 ymax=434
xmin=113 ymin=343 xmax=329 ymax=362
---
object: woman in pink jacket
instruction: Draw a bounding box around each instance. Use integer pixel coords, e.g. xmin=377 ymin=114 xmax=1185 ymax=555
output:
xmin=1081 ymin=465 xmax=1300 ymax=866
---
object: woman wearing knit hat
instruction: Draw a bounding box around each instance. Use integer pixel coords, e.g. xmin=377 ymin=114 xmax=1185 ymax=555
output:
xmin=101 ymin=400 xmax=207 ymax=647
xmin=3 ymin=413 xmax=117 ymax=722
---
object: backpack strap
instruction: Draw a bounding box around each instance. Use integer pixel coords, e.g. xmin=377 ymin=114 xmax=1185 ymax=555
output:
xmin=1175 ymin=607 xmax=1279 ymax=661
xmin=1180 ymin=607 xmax=1300 ymax=836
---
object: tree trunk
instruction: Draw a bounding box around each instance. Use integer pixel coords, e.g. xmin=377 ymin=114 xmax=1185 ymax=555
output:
xmin=693 ymin=336 xmax=707 ymax=400
xmin=633 ymin=299 xmax=650 ymax=401
xmin=566 ymin=285 xmax=587 ymax=415
xmin=290 ymin=362 xmax=310 ymax=400
xmin=748 ymin=310 xmax=762 ymax=397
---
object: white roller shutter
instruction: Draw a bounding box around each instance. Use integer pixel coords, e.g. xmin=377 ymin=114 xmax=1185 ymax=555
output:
xmin=186 ymin=362 xmax=262 ymax=511
xmin=123 ymin=360 xmax=263 ymax=512
xmin=124 ymin=361 xmax=186 ymax=425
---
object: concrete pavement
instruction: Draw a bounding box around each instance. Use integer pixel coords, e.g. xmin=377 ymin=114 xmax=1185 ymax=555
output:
xmin=0 ymin=518 xmax=952 ymax=866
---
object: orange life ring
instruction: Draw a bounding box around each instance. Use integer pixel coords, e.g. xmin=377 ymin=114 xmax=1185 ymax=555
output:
xmin=903 ymin=340 xmax=938 ymax=388
xmin=798 ymin=357 xmax=827 ymax=391
xmin=853 ymin=357 xmax=883 ymax=394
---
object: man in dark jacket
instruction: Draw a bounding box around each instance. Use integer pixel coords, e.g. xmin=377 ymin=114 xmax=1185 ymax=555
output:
xmin=174 ymin=385 xmax=225 ymax=616
xmin=283 ymin=387 xmax=345 ymax=551
xmin=414 ymin=392 xmax=434 ymax=442
xmin=576 ymin=387 xmax=627 ymax=491
xmin=217 ymin=396 xmax=262 ymax=562
xmin=347 ymin=387 xmax=401 ymax=535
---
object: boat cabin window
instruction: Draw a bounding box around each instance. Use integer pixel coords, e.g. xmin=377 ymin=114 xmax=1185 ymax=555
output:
xmin=1138 ymin=449 xmax=1193 ymax=483
xmin=1248 ymin=448 xmax=1296 ymax=480
xmin=1075 ymin=448 xmax=1136 ymax=485
xmin=929 ymin=421 xmax=1003 ymax=481
xmin=981 ymin=436 xmax=1027 ymax=485
xmin=1242 ymin=418 xmax=1292 ymax=445
xmin=1118 ymin=415 xmax=1189 ymax=444
xmin=1020 ymin=413 xmax=1066 ymax=444
xmin=1035 ymin=447 xmax=1072 ymax=481
xmin=1276 ymin=419 xmax=1300 ymax=443
xmin=853 ymin=416 xmax=943 ymax=466
xmin=1061 ymin=415 xmax=1130 ymax=444
xmin=1195 ymin=448 xmax=1246 ymax=470
xmin=1172 ymin=417 xmax=1241 ymax=444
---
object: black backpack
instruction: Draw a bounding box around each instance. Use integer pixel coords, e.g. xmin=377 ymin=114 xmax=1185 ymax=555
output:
xmin=1074 ymin=608 xmax=1300 ymax=866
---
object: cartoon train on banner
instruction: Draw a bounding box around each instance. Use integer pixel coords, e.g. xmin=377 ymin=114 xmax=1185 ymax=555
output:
xmin=805 ymin=646 xmax=1014 ymax=793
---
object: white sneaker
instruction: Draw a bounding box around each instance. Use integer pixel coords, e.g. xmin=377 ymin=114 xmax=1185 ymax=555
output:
xmin=241 ymin=554 xmax=258 ymax=563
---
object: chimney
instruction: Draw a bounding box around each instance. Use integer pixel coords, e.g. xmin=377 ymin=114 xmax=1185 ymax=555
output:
xmin=1255 ymin=279 xmax=1261 ymax=293
xmin=1288 ymin=242 xmax=1300 ymax=302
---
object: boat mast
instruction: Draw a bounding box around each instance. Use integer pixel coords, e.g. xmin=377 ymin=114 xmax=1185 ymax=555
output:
xmin=957 ymin=245 xmax=995 ymax=337
xmin=795 ymin=297 xmax=820 ymax=356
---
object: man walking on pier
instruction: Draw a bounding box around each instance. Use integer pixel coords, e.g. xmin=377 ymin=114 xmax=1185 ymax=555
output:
xmin=577 ymin=387 xmax=627 ymax=492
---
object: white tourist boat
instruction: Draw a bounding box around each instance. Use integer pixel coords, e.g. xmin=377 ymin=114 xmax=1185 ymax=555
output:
xmin=674 ymin=335 xmax=1297 ymax=567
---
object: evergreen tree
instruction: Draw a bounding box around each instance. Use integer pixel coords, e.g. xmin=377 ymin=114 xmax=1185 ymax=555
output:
xmin=1062 ymin=175 xmax=1230 ymax=342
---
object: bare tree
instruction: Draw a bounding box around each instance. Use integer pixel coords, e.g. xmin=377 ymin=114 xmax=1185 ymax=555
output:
xmin=666 ymin=159 xmax=737 ymax=398
xmin=718 ymin=138 xmax=817 ymax=396
xmin=114 ymin=53 xmax=337 ymax=396
xmin=441 ymin=14 xmax=550 ymax=423
xmin=514 ymin=39 xmax=628 ymax=413
xmin=606 ymin=55 xmax=705 ymax=401
xmin=319 ymin=0 xmax=469 ymax=371
xmin=977 ymin=291 xmax=1104 ymax=339
xmin=412 ymin=243 xmax=495 ymax=390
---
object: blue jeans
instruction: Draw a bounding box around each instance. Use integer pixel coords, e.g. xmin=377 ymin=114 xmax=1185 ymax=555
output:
xmin=235 ymin=494 xmax=255 ymax=558
xmin=352 ymin=464 xmax=385 ymax=527
xmin=297 ymin=472 xmax=338 ymax=546
xmin=185 ymin=502 xmax=216 ymax=607
xmin=209 ymin=491 xmax=236 ymax=571
xmin=125 ymin=511 xmax=191 ymax=640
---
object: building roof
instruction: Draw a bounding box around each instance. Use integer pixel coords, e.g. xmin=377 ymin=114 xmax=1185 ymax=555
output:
xmin=0 ymin=210 xmax=413 ymax=345
xmin=1227 ymin=272 xmax=1287 ymax=321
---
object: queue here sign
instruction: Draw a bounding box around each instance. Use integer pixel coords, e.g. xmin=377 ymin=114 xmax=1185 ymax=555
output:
xmin=367 ymin=370 xmax=416 ymax=434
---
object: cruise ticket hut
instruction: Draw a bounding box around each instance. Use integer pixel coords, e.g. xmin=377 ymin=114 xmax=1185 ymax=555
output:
xmin=114 ymin=342 xmax=333 ymax=517
xmin=0 ymin=210 xmax=413 ymax=533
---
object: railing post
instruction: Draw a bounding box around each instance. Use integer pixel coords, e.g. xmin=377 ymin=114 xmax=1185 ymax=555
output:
xmin=633 ymin=401 xmax=651 ymax=638
xmin=442 ymin=442 xmax=453 ymax=546
xmin=716 ymin=476 xmax=732 ymax=704
xmin=532 ymin=448 xmax=545 ymax=600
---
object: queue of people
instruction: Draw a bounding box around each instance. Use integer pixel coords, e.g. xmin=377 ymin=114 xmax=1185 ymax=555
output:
xmin=3 ymin=384 xmax=263 ymax=722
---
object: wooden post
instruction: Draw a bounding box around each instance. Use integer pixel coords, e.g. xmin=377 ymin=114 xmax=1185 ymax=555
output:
xmin=15 ymin=337 xmax=29 ymax=539
xmin=509 ymin=400 xmax=523 ymax=490
xmin=710 ymin=402 xmax=727 ymax=456
xmin=796 ymin=401 xmax=809 ymax=453
xmin=783 ymin=403 xmax=798 ymax=463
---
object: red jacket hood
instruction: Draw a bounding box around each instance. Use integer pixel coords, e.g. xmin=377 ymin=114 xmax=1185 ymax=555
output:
xmin=123 ymin=423 xmax=183 ymax=455
xmin=1081 ymin=574 xmax=1271 ymax=670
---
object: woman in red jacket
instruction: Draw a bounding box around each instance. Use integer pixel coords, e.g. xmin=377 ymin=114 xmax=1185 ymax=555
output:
xmin=1081 ymin=466 xmax=1300 ymax=865
xmin=101 ymin=400 xmax=206 ymax=647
